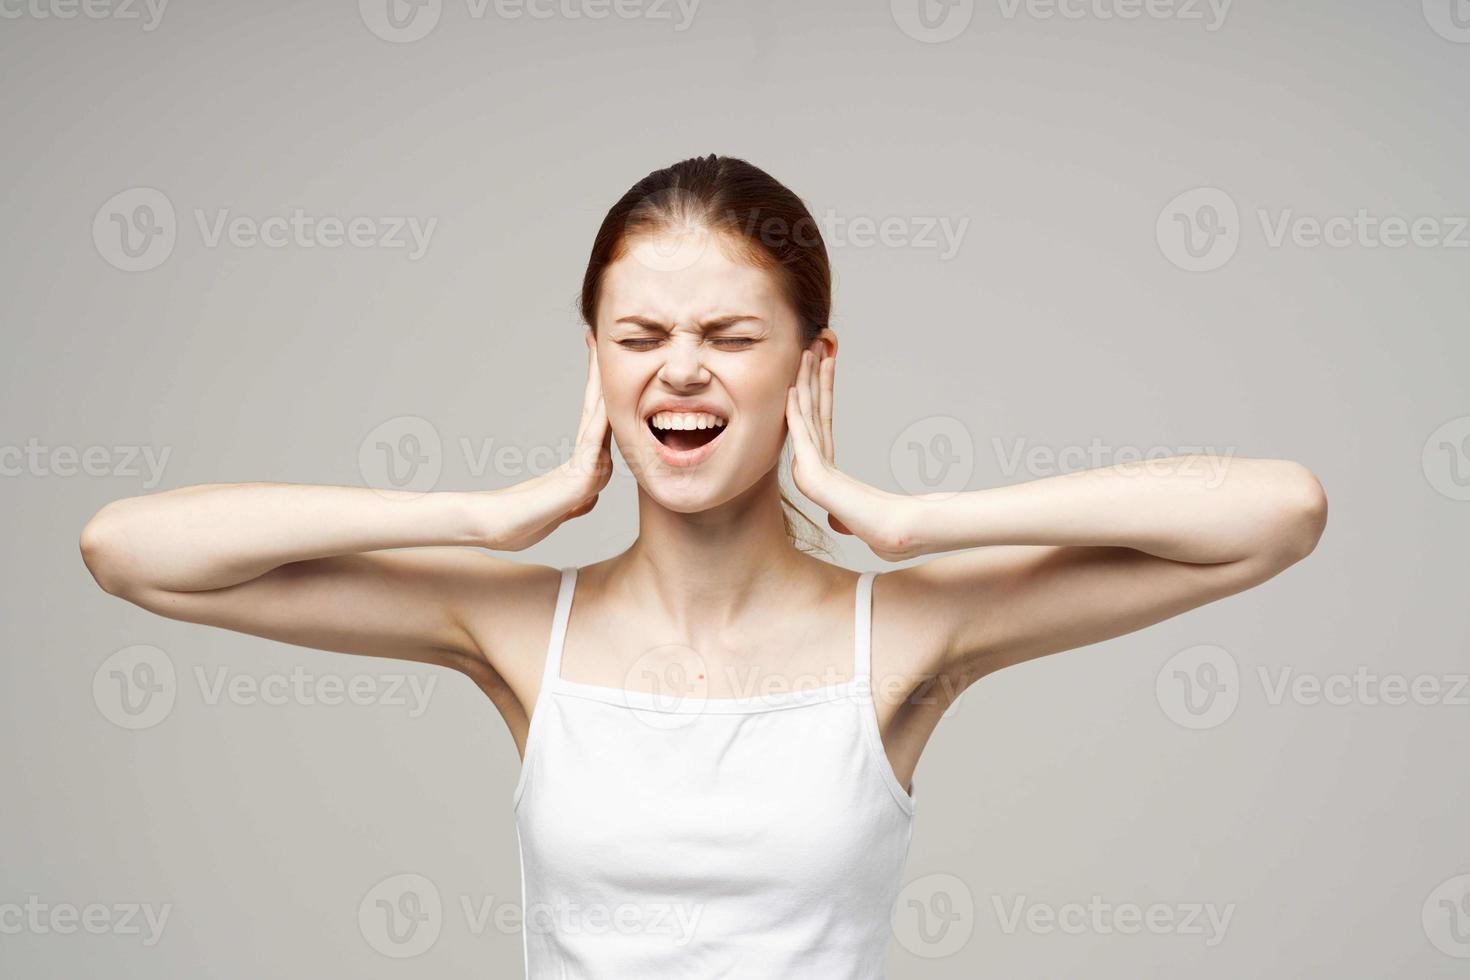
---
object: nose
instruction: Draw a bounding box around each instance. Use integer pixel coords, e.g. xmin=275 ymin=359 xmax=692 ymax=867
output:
xmin=656 ymin=332 xmax=710 ymax=388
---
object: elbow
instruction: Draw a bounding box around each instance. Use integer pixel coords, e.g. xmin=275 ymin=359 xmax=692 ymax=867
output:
xmin=79 ymin=501 xmax=140 ymax=599
xmin=1273 ymin=463 xmax=1329 ymax=564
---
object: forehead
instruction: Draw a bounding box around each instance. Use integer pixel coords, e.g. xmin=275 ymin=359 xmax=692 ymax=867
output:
xmin=597 ymin=231 xmax=791 ymax=328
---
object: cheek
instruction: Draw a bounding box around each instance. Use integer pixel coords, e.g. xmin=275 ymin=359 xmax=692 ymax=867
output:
xmin=730 ymin=373 xmax=795 ymax=438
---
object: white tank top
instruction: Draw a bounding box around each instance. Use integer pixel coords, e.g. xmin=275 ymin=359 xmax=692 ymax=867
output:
xmin=512 ymin=565 xmax=917 ymax=979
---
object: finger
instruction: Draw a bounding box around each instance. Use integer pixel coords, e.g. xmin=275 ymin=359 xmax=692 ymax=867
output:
xmin=579 ymin=394 xmax=611 ymax=480
xmin=807 ymin=349 xmax=820 ymax=427
xmin=785 ymin=385 xmax=811 ymax=452
xmin=577 ymin=345 xmax=602 ymax=436
xmin=818 ymin=353 xmax=835 ymax=462
xmin=794 ymin=350 xmax=815 ymax=429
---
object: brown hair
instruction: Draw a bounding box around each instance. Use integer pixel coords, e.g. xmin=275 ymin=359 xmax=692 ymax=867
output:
xmin=578 ymin=154 xmax=833 ymax=555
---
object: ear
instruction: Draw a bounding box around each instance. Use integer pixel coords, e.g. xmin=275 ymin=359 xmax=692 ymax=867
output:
xmin=585 ymin=328 xmax=596 ymax=352
xmin=807 ymin=328 xmax=838 ymax=360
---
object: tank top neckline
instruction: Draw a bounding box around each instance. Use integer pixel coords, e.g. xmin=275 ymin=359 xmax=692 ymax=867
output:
xmin=537 ymin=565 xmax=880 ymax=716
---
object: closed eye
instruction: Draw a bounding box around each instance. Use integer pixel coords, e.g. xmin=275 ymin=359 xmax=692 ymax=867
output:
xmin=617 ymin=338 xmax=757 ymax=351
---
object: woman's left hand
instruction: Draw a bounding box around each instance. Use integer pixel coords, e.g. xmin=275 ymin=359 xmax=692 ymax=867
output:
xmin=785 ymin=349 xmax=927 ymax=562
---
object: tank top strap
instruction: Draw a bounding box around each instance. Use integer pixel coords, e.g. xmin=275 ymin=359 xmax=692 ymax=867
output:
xmin=852 ymin=570 xmax=877 ymax=686
xmin=542 ymin=565 xmax=578 ymax=688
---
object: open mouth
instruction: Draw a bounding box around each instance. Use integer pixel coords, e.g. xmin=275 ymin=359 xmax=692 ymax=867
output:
xmin=646 ymin=411 xmax=728 ymax=453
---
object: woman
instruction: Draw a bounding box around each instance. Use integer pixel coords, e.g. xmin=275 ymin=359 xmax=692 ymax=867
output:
xmin=79 ymin=154 xmax=1328 ymax=978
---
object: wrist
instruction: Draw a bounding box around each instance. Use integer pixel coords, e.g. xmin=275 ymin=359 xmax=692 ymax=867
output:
xmin=448 ymin=491 xmax=503 ymax=548
xmin=898 ymin=493 xmax=946 ymax=558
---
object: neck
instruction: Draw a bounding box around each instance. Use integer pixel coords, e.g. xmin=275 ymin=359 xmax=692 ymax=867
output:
xmin=613 ymin=467 xmax=820 ymax=631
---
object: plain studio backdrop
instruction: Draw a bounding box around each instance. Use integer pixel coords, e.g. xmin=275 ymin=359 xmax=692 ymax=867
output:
xmin=2 ymin=1 xmax=1466 ymax=976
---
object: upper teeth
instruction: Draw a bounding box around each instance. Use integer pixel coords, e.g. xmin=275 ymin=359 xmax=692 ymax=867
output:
xmin=651 ymin=411 xmax=727 ymax=430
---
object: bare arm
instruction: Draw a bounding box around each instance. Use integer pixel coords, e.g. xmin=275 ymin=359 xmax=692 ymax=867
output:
xmin=890 ymin=454 xmax=1328 ymax=681
xmin=78 ymin=342 xmax=614 ymax=676
xmin=79 ymin=483 xmax=508 ymax=671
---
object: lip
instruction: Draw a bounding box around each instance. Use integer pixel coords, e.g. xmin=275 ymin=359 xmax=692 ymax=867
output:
xmin=642 ymin=401 xmax=730 ymax=469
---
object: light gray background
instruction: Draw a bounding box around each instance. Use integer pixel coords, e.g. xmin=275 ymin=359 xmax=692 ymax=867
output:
xmin=2 ymin=0 xmax=1467 ymax=976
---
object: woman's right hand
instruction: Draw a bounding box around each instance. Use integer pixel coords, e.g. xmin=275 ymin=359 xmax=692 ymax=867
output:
xmin=479 ymin=342 xmax=615 ymax=552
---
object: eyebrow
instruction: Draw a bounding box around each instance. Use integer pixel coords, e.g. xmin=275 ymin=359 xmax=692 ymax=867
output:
xmin=612 ymin=314 xmax=764 ymax=332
